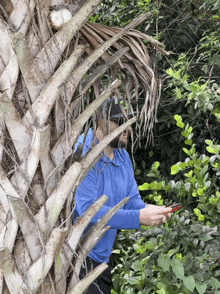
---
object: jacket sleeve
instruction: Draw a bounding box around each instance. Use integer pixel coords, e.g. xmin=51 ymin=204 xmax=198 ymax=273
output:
xmin=75 ymin=168 xmax=142 ymax=230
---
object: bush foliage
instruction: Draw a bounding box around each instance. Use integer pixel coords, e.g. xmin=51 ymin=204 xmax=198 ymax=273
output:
xmin=111 ymin=117 xmax=220 ymax=293
xmin=111 ymin=221 xmax=220 ymax=294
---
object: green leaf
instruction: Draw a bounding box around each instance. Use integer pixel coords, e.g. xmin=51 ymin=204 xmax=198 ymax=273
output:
xmin=144 ymin=268 xmax=152 ymax=278
xmin=153 ymin=161 xmax=160 ymax=169
xmin=157 ymin=288 xmax=166 ymax=294
xmin=183 ymin=148 xmax=189 ymax=155
xmin=194 ymin=208 xmax=201 ymax=216
xmin=210 ymin=277 xmax=220 ymax=290
xmin=157 ymin=282 xmax=167 ymax=290
xmin=112 ymin=249 xmax=121 ymax=254
xmin=196 ymin=284 xmax=207 ymax=294
xmin=187 ymin=160 xmax=194 ymax=167
xmin=174 ymin=70 xmax=181 ymax=79
xmin=174 ymin=114 xmax=182 ymax=122
xmin=185 ymin=139 xmax=193 ymax=145
xmin=207 ymin=146 xmax=216 ymax=154
xmin=181 ymin=130 xmax=189 ymax=137
xmin=149 ymin=182 xmax=157 ymax=189
xmin=147 ymin=172 xmax=157 ymax=177
xmin=183 ymin=276 xmax=195 ymax=292
xmin=167 ymin=68 xmax=174 ymax=76
xmin=146 ymin=241 xmax=156 ymax=251
xmin=177 ymin=121 xmax=185 ymax=128
xmin=139 ymin=183 xmax=149 ymax=191
xmin=171 ymin=165 xmax=179 ymax=175
xmin=127 ymin=276 xmax=140 ymax=285
xmin=176 ymin=88 xmax=182 ymax=99
xmin=179 ymin=162 xmax=186 ymax=169
xmin=209 ymin=197 xmax=218 ymax=205
xmin=135 ymin=169 xmax=141 ymax=175
xmin=149 ymin=151 xmax=153 ymax=157
xmin=158 ymin=255 xmax=170 ymax=272
xmin=131 ymin=260 xmax=143 ymax=271
xmin=198 ymin=215 xmax=205 ymax=221
xmin=182 ymin=74 xmax=188 ymax=82
xmin=171 ymin=258 xmax=184 ymax=279
xmin=198 ymin=189 xmax=204 ymax=196
xmin=188 ymin=126 xmax=193 ymax=133
xmin=205 ymin=139 xmax=213 ymax=145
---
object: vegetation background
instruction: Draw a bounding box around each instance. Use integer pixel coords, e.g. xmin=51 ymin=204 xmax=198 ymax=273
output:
xmin=92 ymin=0 xmax=220 ymax=293
xmin=0 ymin=0 xmax=220 ymax=293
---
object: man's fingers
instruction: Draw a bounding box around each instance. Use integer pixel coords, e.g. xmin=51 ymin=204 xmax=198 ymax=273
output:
xmin=159 ymin=207 xmax=172 ymax=216
xmin=150 ymin=214 xmax=165 ymax=221
xmin=143 ymin=205 xmax=172 ymax=214
xmin=157 ymin=207 xmax=172 ymax=213
xmin=140 ymin=205 xmax=173 ymax=227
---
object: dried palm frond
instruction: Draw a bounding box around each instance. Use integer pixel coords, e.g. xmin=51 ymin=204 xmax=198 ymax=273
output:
xmin=78 ymin=21 xmax=169 ymax=145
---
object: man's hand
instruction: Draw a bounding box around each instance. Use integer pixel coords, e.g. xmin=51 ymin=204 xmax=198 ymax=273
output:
xmin=140 ymin=205 xmax=172 ymax=227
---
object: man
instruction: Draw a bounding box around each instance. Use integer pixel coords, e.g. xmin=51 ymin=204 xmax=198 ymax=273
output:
xmin=73 ymin=97 xmax=172 ymax=293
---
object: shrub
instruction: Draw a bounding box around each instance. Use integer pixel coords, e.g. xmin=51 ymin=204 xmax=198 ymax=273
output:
xmin=111 ymin=219 xmax=220 ymax=294
xmin=111 ymin=115 xmax=220 ymax=293
xmin=139 ymin=115 xmax=220 ymax=226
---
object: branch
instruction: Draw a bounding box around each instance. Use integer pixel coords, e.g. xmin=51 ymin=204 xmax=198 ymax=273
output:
xmin=67 ymin=194 xmax=108 ymax=252
xmin=0 ymin=214 xmax=18 ymax=253
xmin=35 ymin=0 xmax=103 ymax=80
xmin=23 ymin=45 xmax=85 ymax=129
xmin=25 ymin=228 xmax=67 ymax=294
xmin=0 ymin=167 xmax=19 ymax=252
xmin=0 ymin=19 xmax=19 ymax=99
xmin=68 ymin=226 xmax=110 ymax=290
xmin=36 ymin=0 xmax=50 ymax=45
xmin=0 ymin=93 xmax=32 ymax=162
xmin=40 ymin=126 xmax=58 ymax=196
xmin=0 ymin=247 xmax=31 ymax=294
xmin=79 ymin=197 xmax=129 ymax=252
xmin=70 ymin=197 xmax=129 ymax=288
xmin=12 ymin=32 xmax=46 ymax=103
xmin=81 ymin=47 xmax=129 ymax=94
xmin=9 ymin=0 xmax=35 ymax=34
xmin=11 ymin=126 xmax=49 ymax=198
xmin=0 ymin=272 xmax=3 ymax=294
xmin=35 ymin=161 xmax=83 ymax=233
xmin=68 ymin=263 xmax=108 ymax=294
xmin=54 ymin=194 xmax=108 ymax=293
xmin=0 ymin=111 xmax=5 ymax=164
xmin=8 ymin=196 xmax=44 ymax=262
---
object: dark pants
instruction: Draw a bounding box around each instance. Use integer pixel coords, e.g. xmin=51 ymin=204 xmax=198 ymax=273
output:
xmin=79 ymin=256 xmax=112 ymax=294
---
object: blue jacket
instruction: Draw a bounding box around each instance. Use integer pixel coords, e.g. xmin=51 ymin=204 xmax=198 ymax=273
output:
xmin=74 ymin=128 xmax=146 ymax=263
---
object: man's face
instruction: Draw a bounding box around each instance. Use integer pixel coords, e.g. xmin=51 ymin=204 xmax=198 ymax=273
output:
xmin=108 ymin=119 xmax=131 ymax=148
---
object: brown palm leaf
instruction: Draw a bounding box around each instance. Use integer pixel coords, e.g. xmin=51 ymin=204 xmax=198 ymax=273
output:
xmin=78 ymin=21 xmax=169 ymax=144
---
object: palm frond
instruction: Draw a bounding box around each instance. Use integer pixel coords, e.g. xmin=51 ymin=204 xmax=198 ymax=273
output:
xmin=78 ymin=21 xmax=169 ymax=144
